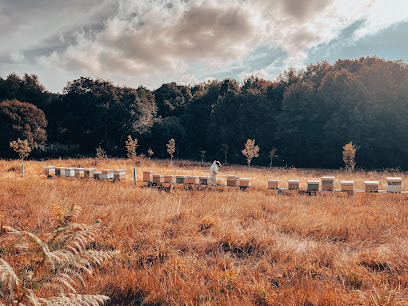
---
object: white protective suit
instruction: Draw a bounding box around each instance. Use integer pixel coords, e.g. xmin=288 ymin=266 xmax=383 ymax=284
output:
xmin=209 ymin=161 xmax=221 ymax=189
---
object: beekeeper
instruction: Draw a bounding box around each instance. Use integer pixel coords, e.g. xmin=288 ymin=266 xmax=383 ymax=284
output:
xmin=209 ymin=160 xmax=221 ymax=189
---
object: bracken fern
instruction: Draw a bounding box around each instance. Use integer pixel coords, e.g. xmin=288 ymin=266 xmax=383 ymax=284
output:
xmin=0 ymin=205 xmax=118 ymax=305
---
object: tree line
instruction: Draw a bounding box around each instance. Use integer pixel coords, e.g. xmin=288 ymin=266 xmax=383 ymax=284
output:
xmin=1 ymin=56 xmax=408 ymax=169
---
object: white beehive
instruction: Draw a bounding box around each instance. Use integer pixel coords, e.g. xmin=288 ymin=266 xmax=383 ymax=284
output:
xmin=321 ymin=176 xmax=334 ymax=191
xmin=114 ymin=169 xmax=126 ymax=181
xmin=268 ymin=180 xmax=279 ymax=190
xmin=199 ymin=176 xmax=209 ymax=185
xmin=225 ymin=175 xmax=239 ymax=187
xmin=55 ymin=167 xmax=66 ymax=176
xmin=341 ymin=180 xmax=354 ymax=191
xmin=365 ymin=181 xmax=379 ymax=192
xmin=307 ymin=180 xmax=320 ymax=191
xmin=44 ymin=166 xmax=55 ymax=177
xmin=84 ymin=168 xmax=96 ymax=179
xmin=102 ymin=169 xmax=114 ymax=179
xmin=288 ymin=180 xmax=300 ymax=190
xmin=65 ymin=167 xmax=75 ymax=177
xmin=74 ymin=168 xmax=85 ymax=178
xmin=387 ymin=177 xmax=402 ymax=193
xmin=143 ymin=171 xmax=155 ymax=182
xmin=93 ymin=171 xmax=102 ymax=179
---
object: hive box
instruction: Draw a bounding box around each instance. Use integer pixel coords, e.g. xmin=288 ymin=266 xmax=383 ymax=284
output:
xmin=185 ymin=176 xmax=198 ymax=184
xmin=93 ymin=171 xmax=102 ymax=179
xmin=321 ymin=176 xmax=334 ymax=191
xmin=74 ymin=168 xmax=85 ymax=178
xmin=365 ymin=181 xmax=379 ymax=192
xmin=268 ymin=180 xmax=279 ymax=190
xmin=288 ymin=180 xmax=300 ymax=190
xmin=152 ymin=174 xmax=164 ymax=183
xmin=164 ymin=175 xmax=176 ymax=183
xmin=239 ymin=178 xmax=251 ymax=187
xmin=44 ymin=166 xmax=55 ymax=177
xmin=114 ymin=169 xmax=126 ymax=181
xmin=341 ymin=181 xmax=354 ymax=191
xmin=225 ymin=175 xmax=239 ymax=187
xmin=176 ymin=175 xmax=186 ymax=184
xmin=199 ymin=176 xmax=209 ymax=185
xmin=387 ymin=177 xmax=402 ymax=193
xmin=307 ymin=180 xmax=320 ymax=191
xmin=55 ymin=167 xmax=66 ymax=176
xmin=143 ymin=171 xmax=155 ymax=182
xmin=102 ymin=169 xmax=114 ymax=179
xmin=84 ymin=168 xmax=96 ymax=179
xmin=65 ymin=167 xmax=75 ymax=177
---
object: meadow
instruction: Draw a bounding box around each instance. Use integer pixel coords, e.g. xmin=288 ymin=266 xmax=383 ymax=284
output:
xmin=1 ymin=158 xmax=408 ymax=305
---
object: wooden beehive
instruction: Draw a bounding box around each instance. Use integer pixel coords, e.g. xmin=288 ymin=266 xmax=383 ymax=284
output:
xmin=102 ymin=169 xmax=114 ymax=179
xmin=199 ymin=176 xmax=209 ymax=185
xmin=152 ymin=174 xmax=164 ymax=183
xmin=44 ymin=166 xmax=55 ymax=177
xmin=387 ymin=177 xmax=402 ymax=193
xmin=84 ymin=168 xmax=96 ymax=179
xmin=176 ymin=175 xmax=186 ymax=184
xmin=288 ymin=180 xmax=300 ymax=190
xmin=65 ymin=167 xmax=75 ymax=177
xmin=114 ymin=169 xmax=126 ymax=181
xmin=365 ymin=181 xmax=379 ymax=192
xmin=185 ymin=176 xmax=198 ymax=184
xmin=321 ymin=176 xmax=334 ymax=191
xmin=164 ymin=175 xmax=176 ymax=183
xmin=225 ymin=175 xmax=239 ymax=187
xmin=74 ymin=168 xmax=85 ymax=178
xmin=341 ymin=180 xmax=354 ymax=191
xmin=143 ymin=171 xmax=155 ymax=182
xmin=239 ymin=178 xmax=251 ymax=187
xmin=307 ymin=180 xmax=320 ymax=191
xmin=268 ymin=180 xmax=279 ymax=189
xmin=93 ymin=171 xmax=102 ymax=179
xmin=55 ymin=167 xmax=66 ymax=176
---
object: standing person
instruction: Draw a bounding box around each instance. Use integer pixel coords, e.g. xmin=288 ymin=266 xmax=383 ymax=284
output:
xmin=210 ymin=160 xmax=221 ymax=190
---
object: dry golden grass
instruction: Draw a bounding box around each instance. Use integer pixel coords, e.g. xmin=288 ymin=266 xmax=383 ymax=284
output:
xmin=1 ymin=158 xmax=408 ymax=305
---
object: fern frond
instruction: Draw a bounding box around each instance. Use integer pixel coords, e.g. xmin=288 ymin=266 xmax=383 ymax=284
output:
xmin=44 ymin=293 xmax=109 ymax=305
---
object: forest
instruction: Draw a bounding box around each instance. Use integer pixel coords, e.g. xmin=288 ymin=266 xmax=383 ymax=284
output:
xmin=1 ymin=56 xmax=408 ymax=169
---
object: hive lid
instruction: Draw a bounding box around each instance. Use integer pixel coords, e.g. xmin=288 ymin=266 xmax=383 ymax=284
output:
xmin=386 ymin=177 xmax=402 ymax=181
xmin=365 ymin=181 xmax=379 ymax=184
xmin=288 ymin=180 xmax=300 ymax=183
xmin=307 ymin=180 xmax=320 ymax=183
xmin=240 ymin=178 xmax=252 ymax=180
xmin=321 ymin=176 xmax=335 ymax=180
xmin=341 ymin=180 xmax=354 ymax=184
xmin=268 ymin=179 xmax=280 ymax=182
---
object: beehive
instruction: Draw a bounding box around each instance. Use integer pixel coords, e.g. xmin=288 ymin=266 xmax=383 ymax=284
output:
xmin=84 ymin=168 xmax=96 ymax=179
xmin=152 ymin=174 xmax=164 ymax=183
xmin=93 ymin=171 xmax=102 ymax=179
xmin=102 ymin=169 xmax=114 ymax=179
xmin=65 ymin=167 xmax=75 ymax=177
xmin=199 ymin=176 xmax=209 ymax=185
xmin=239 ymin=178 xmax=251 ymax=187
xmin=288 ymin=180 xmax=300 ymax=190
xmin=74 ymin=168 xmax=85 ymax=178
xmin=268 ymin=180 xmax=279 ymax=190
xmin=164 ymin=175 xmax=176 ymax=183
xmin=365 ymin=181 xmax=379 ymax=192
xmin=307 ymin=180 xmax=320 ymax=191
xmin=185 ymin=176 xmax=198 ymax=184
xmin=176 ymin=175 xmax=186 ymax=184
xmin=55 ymin=167 xmax=66 ymax=176
xmin=44 ymin=166 xmax=55 ymax=177
xmin=225 ymin=175 xmax=239 ymax=187
xmin=114 ymin=169 xmax=126 ymax=181
xmin=387 ymin=177 xmax=402 ymax=193
xmin=341 ymin=180 xmax=354 ymax=191
xmin=321 ymin=176 xmax=334 ymax=191
xmin=143 ymin=171 xmax=155 ymax=182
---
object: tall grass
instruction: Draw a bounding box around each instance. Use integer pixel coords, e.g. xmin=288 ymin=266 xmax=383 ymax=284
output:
xmin=1 ymin=158 xmax=408 ymax=304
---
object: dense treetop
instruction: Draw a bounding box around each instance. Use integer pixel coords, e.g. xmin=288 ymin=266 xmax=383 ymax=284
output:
xmin=1 ymin=57 xmax=407 ymax=169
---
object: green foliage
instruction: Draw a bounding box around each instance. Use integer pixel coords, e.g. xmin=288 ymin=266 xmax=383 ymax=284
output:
xmin=0 ymin=205 xmax=117 ymax=305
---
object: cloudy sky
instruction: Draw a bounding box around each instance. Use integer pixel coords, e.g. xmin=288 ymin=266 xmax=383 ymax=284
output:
xmin=1 ymin=0 xmax=408 ymax=92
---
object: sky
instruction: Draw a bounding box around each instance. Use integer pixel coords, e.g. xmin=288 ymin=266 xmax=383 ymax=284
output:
xmin=1 ymin=0 xmax=408 ymax=93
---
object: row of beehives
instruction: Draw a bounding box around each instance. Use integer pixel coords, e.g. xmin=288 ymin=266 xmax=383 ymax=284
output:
xmin=268 ymin=176 xmax=404 ymax=193
xmin=143 ymin=171 xmax=252 ymax=187
xmin=44 ymin=166 xmax=126 ymax=180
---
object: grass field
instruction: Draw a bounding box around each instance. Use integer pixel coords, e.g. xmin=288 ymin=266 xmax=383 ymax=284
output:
xmin=1 ymin=158 xmax=408 ymax=305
